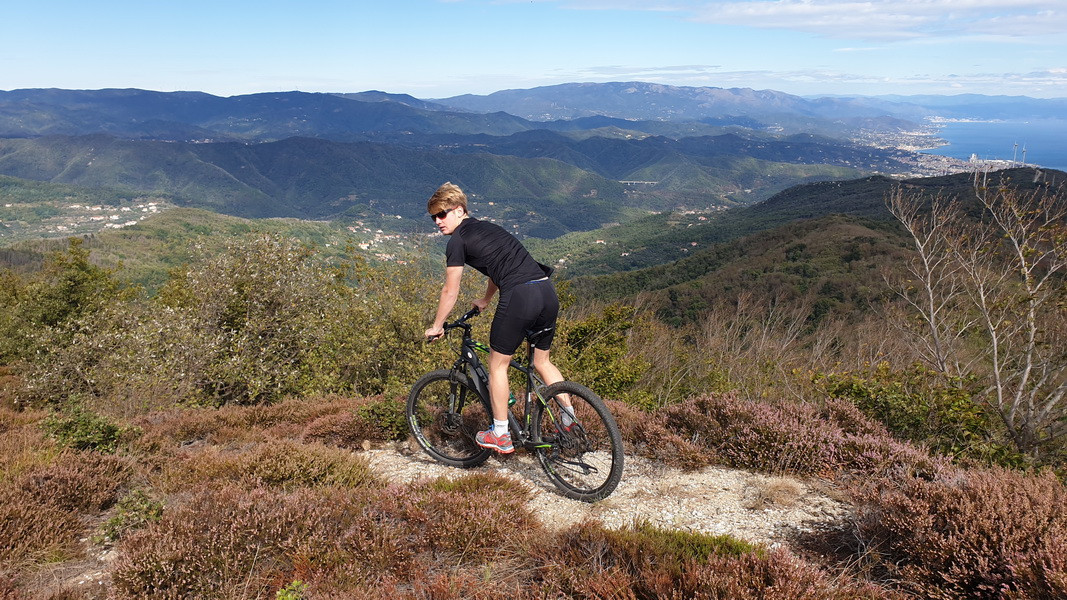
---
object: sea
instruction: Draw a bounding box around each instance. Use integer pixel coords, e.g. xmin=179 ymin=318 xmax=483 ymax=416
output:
xmin=920 ymin=118 xmax=1067 ymax=173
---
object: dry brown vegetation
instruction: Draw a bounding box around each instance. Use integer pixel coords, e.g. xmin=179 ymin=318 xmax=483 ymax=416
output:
xmin=2 ymin=178 xmax=1066 ymax=598
xmin=2 ymin=390 xmax=1065 ymax=599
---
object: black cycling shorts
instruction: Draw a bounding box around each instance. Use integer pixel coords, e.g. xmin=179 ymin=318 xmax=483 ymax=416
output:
xmin=489 ymin=278 xmax=559 ymax=355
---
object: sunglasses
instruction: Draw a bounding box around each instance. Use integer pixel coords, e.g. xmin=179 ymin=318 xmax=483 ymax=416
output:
xmin=430 ymin=208 xmax=454 ymax=221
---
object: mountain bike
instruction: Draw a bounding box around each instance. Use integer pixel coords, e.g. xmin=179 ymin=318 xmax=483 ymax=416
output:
xmin=406 ymin=308 xmax=624 ymax=502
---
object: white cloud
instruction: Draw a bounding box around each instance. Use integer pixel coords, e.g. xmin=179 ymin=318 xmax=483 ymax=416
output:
xmin=559 ymin=0 xmax=1067 ymax=41
xmin=540 ymin=62 xmax=1067 ymax=95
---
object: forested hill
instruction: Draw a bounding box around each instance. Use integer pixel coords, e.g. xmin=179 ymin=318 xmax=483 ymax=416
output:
xmin=0 ymin=135 xmax=626 ymax=233
xmin=550 ymin=167 xmax=1066 ymax=322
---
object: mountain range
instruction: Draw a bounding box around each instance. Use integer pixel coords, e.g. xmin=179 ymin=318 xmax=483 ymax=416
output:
xmin=1 ymin=82 xmax=1062 ymax=246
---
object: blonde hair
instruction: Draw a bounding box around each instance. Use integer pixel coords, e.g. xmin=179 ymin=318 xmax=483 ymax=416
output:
xmin=427 ymin=182 xmax=468 ymax=215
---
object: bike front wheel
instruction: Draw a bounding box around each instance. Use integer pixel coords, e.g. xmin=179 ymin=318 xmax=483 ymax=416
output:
xmin=530 ymin=381 xmax=624 ymax=502
xmin=406 ymin=369 xmax=492 ymax=468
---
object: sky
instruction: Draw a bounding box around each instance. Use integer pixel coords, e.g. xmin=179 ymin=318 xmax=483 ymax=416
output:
xmin=2 ymin=0 xmax=1065 ymax=99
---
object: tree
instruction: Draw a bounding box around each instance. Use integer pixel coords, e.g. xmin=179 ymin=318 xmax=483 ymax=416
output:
xmin=887 ymin=175 xmax=1067 ymax=458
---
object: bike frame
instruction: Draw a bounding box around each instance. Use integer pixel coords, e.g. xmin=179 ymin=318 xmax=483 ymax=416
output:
xmin=443 ymin=309 xmax=556 ymax=450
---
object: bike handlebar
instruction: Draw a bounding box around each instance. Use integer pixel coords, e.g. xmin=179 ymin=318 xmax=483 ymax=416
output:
xmin=448 ymin=307 xmax=481 ymax=329
xmin=426 ymin=306 xmax=481 ymax=342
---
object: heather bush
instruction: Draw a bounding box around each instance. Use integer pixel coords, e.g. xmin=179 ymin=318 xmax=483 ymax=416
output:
xmin=0 ymin=487 xmax=81 ymax=566
xmin=113 ymin=485 xmax=356 ymax=599
xmin=0 ymin=419 xmax=59 ymax=483
xmin=13 ymin=451 xmax=130 ymax=512
xmin=631 ymin=392 xmax=946 ymax=477
xmin=850 ymin=466 xmax=1067 ymax=598
xmin=0 ymin=451 xmax=130 ymax=565
xmin=402 ymin=472 xmax=538 ymax=560
xmin=156 ymin=440 xmax=380 ymax=492
xmin=0 ymin=575 xmax=28 ymax=600
xmin=533 ymin=521 xmax=898 ymax=599
xmin=112 ymin=473 xmax=539 ymax=599
xmin=130 ymin=396 xmax=368 ymax=452
xmin=300 ymin=410 xmax=368 ymax=448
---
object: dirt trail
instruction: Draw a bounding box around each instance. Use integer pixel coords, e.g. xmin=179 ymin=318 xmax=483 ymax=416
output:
xmin=369 ymin=442 xmax=851 ymax=548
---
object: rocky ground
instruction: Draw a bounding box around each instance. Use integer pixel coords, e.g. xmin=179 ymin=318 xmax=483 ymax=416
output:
xmin=373 ymin=441 xmax=852 ymax=548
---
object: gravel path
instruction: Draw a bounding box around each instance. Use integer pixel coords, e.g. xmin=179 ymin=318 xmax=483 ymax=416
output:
xmin=371 ymin=441 xmax=851 ymax=549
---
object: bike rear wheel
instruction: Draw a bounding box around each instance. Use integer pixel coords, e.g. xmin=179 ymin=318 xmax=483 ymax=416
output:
xmin=530 ymin=381 xmax=624 ymax=502
xmin=406 ymin=369 xmax=492 ymax=468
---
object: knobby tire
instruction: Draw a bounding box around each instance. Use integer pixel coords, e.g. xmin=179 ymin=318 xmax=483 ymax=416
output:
xmin=406 ymin=369 xmax=492 ymax=468
xmin=531 ymin=381 xmax=624 ymax=502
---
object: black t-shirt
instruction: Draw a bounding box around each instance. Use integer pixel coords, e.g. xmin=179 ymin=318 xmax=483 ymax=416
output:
xmin=445 ymin=217 xmax=551 ymax=292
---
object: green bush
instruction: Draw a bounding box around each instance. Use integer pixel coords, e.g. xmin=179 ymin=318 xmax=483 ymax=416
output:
xmin=555 ymin=303 xmax=650 ymax=403
xmin=41 ymin=406 xmax=127 ymax=453
xmin=275 ymin=580 xmax=307 ymax=600
xmin=817 ymin=363 xmax=1024 ymax=466
xmin=99 ymin=489 xmax=164 ymax=542
xmin=0 ymin=238 xmax=124 ymax=366
xmin=15 ymin=234 xmax=452 ymax=412
xmin=354 ymin=397 xmax=408 ymax=441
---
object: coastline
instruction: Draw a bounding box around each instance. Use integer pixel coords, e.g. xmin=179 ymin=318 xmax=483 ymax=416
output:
xmin=914 ymin=117 xmax=1067 ymax=173
xmin=874 ymin=117 xmax=1067 ymax=179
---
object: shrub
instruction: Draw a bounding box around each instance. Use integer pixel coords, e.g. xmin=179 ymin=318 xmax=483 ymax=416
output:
xmin=113 ymin=485 xmax=333 ymax=599
xmin=0 ymin=488 xmax=81 ymax=566
xmin=0 ymin=452 xmax=130 ymax=566
xmin=41 ymin=406 xmax=129 ymax=453
xmin=14 ymin=236 xmax=454 ymax=412
xmin=637 ymin=393 xmax=945 ymax=477
xmin=354 ymin=397 xmax=408 ymax=441
xmin=0 ymin=238 xmax=123 ymax=366
xmin=554 ymin=303 xmax=650 ymax=403
xmin=534 ymin=521 xmax=897 ymax=599
xmin=851 ymin=466 xmax=1067 ymax=598
xmin=274 ymin=580 xmax=307 ymax=600
xmin=130 ymin=396 xmax=367 ymax=453
xmin=149 ymin=234 xmax=349 ymax=406
xmin=99 ymin=489 xmax=165 ymax=542
xmin=817 ymin=363 xmax=1023 ymax=466
xmin=0 ymin=419 xmax=59 ymax=483
xmin=110 ymin=475 xmax=535 ymax=599
xmin=403 ymin=472 xmax=538 ymax=560
xmin=11 ymin=451 xmax=130 ymax=512
xmin=156 ymin=440 xmax=380 ymax=492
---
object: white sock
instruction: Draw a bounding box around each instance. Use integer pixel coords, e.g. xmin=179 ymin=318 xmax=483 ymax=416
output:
xmin=493 ymin=419 xmax=509 ymax=436
xmin=561 ymin=405 xmax=576 ymax=426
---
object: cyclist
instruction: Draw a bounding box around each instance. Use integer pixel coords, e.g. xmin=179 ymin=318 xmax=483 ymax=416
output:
xmin=423 ymin=182 xmax=572 ymax=453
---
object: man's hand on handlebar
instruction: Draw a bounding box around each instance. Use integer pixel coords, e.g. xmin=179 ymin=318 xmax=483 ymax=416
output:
xmin=426 ymin=306 xmax=481 ymax=341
